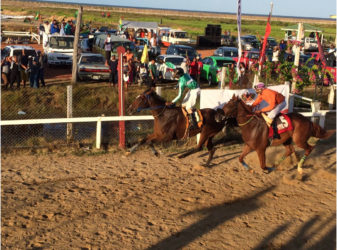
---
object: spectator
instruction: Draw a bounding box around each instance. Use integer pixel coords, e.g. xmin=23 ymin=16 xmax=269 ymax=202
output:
xmin=60 ymin=20 xmax=66 ymax=36
xmin=19 ymin=49 xmax=29 ymax=88
xmin=272 ymin=46 xmax=279 ymax=63
xmin=148 ymin=58 xmax=157 ymax=88
xmin=189 ymin=57 xmax=198 ymax=80
xmin=43 ymin=20 xmax=51 ymax=35
xmin=150 ymin=33 xmax=160 ymax=55
xmin=122 ymin=56 xmax=130 ymax=85
xmin=279 ymin=39 xmax=286 ymax=51
xmin=181 ymin=58 xmax=188 ymax=73
xmin=37 ymin=51 xmax=47 ymax=87
xmin=196 ymin=56 xmax=203 ymax=84
xmin=50 ymin=20 xmax=60 ymax=34
xmin=104 ymin=33 xmax=112 ymax=61
xmin=1 ymin=56 xmax=11 ymax=89
xmin=108 ymin=55 xmax=118 ymax=87
xmin=65 ymin=20 xmax=73 ymax=35
xmin=140 ymin=29 xmax=145 ymax=38
xmin=124 ymin=48 xmax=134 ymax=62
xmin=127 ymin=58 xmax=134 ymax=85
xmin=9 ymin=55 xmax=21 ymax=89
xmin=28 ymin=56 xmax=39 ymax=88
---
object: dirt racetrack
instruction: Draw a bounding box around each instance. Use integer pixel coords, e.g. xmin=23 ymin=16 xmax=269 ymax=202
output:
xmin=2 ymin=127 xmax=336 ymax=249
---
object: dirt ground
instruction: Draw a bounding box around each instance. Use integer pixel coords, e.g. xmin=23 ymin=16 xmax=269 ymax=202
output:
xmin=2 ymin=129 xmax=336 ymax=249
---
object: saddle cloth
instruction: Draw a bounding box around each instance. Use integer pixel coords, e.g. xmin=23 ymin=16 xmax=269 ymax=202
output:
xmin=268 ymin=114 xmax=293 ymax=138
xmin=182 ymin=108 xmax=203 ymax=130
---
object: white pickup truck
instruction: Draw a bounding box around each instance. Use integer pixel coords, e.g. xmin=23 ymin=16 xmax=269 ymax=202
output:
xmin=43 ymin=35 xmax=74 ymax=66
xmin=160 ymin=29 xmax=192 ymax=47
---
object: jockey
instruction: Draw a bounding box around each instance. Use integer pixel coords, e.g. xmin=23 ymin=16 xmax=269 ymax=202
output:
xmin=252 ymin=82 xmax=286 ymax=139
xmin=166 ymin=68 xmax=200 ymax=129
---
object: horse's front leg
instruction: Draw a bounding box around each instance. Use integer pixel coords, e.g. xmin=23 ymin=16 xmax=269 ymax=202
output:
xmin=256 ymin=147 xmax=274 ymax=173
xmin=129 ymin=137 xmax=148 ymax=153
xmin=239 ymin=144 xmax=253 ymax=171
xmin=204 ymin=136 xmax=216 ymax=167
xmin=128 ymin=133 xmax=159 ymax=157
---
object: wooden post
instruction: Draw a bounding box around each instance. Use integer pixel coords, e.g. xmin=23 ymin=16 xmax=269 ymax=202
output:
xmin=117 ymin=46 xmax=126 ymax=148
xmin=71 ymin=6 xmax=83 ymax=84
xmin=291 ymin=22 xmax=303 ymax=93
xmin=220 ymin=67 xmax=226 ymax=89
xmin=67 ymin=85 xmax=73 ymax=144
xmin=328 ymin=85 xmax=335 ymax=110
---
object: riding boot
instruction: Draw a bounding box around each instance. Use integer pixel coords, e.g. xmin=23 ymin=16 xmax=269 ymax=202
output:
xmin=189 ymin=113 xmax=198 ymax=129
xmin=272 ymin=119 xmax=281 ymax=139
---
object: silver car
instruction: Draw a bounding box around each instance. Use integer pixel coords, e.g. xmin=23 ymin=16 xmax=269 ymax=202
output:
xmin=77 ymin=53 xmax=110 ymax=81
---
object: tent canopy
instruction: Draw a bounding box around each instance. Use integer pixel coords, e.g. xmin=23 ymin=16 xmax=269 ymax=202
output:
xmin=281 ymin=23 xmax=323 ymax=33
xmin=122 ymin=20 xmax=158 ymax=31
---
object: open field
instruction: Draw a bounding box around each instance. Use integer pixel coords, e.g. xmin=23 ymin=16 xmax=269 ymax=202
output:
xmin=2 ymin=0 xmax=336 ymax=41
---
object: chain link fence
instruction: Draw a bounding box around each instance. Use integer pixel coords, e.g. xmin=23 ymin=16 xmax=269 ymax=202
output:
xmin=1 ymin=84 xmax=155 ymax=149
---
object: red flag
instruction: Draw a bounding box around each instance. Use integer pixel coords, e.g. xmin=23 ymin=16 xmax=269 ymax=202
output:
xmin=316 ymin=32 xmax=327 ymax=66
xmin=259 ymin=14 xmax=271 ymax=66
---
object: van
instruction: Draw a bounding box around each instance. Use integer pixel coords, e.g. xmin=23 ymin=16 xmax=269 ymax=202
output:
xmin=43 ymin=34 xmax=74 ymax=66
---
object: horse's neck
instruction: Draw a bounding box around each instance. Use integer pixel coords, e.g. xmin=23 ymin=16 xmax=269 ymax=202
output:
xmin=237 ymin=101 xmax=253 ymax=119
xmin=149 ymin=95 xmax=166 ymax=116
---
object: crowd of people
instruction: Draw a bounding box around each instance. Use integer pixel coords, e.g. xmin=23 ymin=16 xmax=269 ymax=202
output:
xmin=1 ymin=50 xmax=47 ymax=90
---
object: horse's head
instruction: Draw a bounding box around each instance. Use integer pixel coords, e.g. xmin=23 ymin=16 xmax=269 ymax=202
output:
xmin=127 ymin=89 xmax=153 ymax=115
xmin=222 ymin=94 xmax=240 ymax=118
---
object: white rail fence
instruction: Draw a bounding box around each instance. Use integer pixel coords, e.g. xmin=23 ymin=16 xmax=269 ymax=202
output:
xmin=2 ymin=31 xmax=41 ymax=44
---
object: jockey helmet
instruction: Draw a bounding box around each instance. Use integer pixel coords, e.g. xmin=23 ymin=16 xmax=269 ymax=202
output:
xmin=255 ymin=82 xmax=265 ymax=89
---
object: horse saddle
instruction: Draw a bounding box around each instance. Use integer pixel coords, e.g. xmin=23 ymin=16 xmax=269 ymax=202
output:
xmin=182 ymin=108 xmax=203 ymax=130
xmin=262 ymin=113 xmax=293 ymax=138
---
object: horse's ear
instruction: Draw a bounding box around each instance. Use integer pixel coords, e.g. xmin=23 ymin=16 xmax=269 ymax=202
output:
xmin=232 ymin=94 xmax=236 ymax=100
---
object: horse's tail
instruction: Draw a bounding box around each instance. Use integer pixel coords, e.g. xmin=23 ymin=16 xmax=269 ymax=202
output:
xmin=311 ymin=122 xmax=335 ymax=139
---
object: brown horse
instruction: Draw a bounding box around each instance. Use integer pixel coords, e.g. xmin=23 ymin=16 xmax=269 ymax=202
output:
xmin=220 ymin=95 xmax=335 ymax=174
xmin=127 ymin=89 xmax=232 ymax=166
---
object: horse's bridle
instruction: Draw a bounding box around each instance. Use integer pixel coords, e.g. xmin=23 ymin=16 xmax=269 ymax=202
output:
xmin=136 ymin=93 xmax=166 ymax=116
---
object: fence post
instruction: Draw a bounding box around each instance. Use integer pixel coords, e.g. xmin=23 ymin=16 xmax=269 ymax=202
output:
xmin=220 ymin=67 xmax=226 ymax=89
xmin=117 ymin=46 xmax=126 ymax=148
xmin=96 ymin=117 xmax=102 ymax=149
xmin=328 ymin=85 xmax=335 ymax=110
xmin=67 ymin=85 xmax=73 ymax=144
xmin=156 ymin=86 xmax=162 ymax=96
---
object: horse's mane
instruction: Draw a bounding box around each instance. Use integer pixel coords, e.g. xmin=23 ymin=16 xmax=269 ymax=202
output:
xmin=238 ymin=99 xmax=254 ymax=114
xmin=143 ymin=88 xmax=167 ymax=103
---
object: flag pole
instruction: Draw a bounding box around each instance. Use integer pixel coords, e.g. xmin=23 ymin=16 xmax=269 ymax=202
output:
xmin=254 ymin=2 xmax=273 ymax=86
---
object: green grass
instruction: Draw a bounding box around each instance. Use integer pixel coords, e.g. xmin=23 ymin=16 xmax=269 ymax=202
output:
xmin=2 ymin=3 xmax=335 ymax=41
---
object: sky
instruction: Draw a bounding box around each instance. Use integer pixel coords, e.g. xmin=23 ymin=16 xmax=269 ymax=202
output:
xmin=40 ymin=0 xmax=336 ymax=19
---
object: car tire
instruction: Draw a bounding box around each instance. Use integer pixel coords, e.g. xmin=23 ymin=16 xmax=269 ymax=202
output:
xmin=208 ymin=75 xmax=213 ymax=86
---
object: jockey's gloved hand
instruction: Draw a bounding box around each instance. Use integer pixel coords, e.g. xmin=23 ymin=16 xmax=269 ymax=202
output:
xmin=165 ymin=102 xmax=175 ymax=107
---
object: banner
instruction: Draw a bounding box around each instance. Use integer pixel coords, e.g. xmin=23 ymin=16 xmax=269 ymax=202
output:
xmin=236 ymin=0 xmax=242 ymax=77
xmin=141 ymin=44 xmax=149 ymax=64
xmin=316 ymin=32 xmax=327 ymax=66
xmin=259 ymin=3 xmax=273 ymax=66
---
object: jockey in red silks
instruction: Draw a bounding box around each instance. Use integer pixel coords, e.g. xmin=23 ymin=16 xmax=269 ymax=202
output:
xmin=252 ymin=82 xmax=286 ymax=139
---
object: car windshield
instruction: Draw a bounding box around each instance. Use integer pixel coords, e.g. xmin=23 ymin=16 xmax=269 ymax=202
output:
xmin=249 ymin=53 xmax=260 ymax=59
xmin=174 ymin=32 xmax=187 ymax=38
xmin=223 ymin=50 xmax=238 ymax=57
xmin=49 ymin=37 xmax=74 ymax=49
xmin=81 ymin=56 xmax=105 ymax=64
xmin=177 ymin=48 xmax=195 ymax=57
xmin=216 ymin=59 xmax=234 ymax=67
xmin=166 ymin=57 xmax=184 ymax=65
xmin=13 ymin=49 xmax=36 ymax=57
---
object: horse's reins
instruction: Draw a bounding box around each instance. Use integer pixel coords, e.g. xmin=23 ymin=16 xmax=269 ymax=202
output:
xmin=136 ymin=93 xmax=167 ymax=118
xmin=236 ymin=100 xmax=256 ymax=127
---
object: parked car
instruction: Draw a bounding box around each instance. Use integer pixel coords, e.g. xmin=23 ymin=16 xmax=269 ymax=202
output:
xmin=263 ymin=37 xmax=278 ymax=49
xmin=135 ymin=37 xmax=161 ymax=59
xmin=214 ymin=47 xmax=238 ymax=59
xmin=161 ymin=29 xmax=192 ymax=47
xmin=201 ymin=56 xmax=235 ymax=85
xmin=166 ymin=44 xmax=198 ymax=61
xmin=77 ymin=53 xmax=110 ymax=81
xmin=155 ymin=55 xmax=185 ymax=81
xmin=308 ymin=52 xmax=336 ymax=83
xmin=233 ymin=50 xmax=272 ymax=68
xmin=80 ymin=38 xmax=91 ymax=53
xmin=43 ymin=35 xmax=74 ymax=66
xmin=1 ymin=45 xmax=37 ymax=60
xmin=220 ymin=35 xmax=236 ymax=47
xmin=237 ymin=35 xmax=260 ymax=51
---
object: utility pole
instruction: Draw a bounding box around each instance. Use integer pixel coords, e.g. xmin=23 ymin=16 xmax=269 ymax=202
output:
xmin=71 ymin=6 xmax=83 ymax=84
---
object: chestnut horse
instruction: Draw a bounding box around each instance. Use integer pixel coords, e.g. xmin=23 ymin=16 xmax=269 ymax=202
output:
xmin=220 ymin=95 xmax=335 ymax=174
xmin=127 ymin=89 xmax=233 ymax=166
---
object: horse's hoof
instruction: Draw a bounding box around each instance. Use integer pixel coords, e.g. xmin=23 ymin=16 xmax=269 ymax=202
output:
xmin=263 ymin=167 xmax=275 ymax=174
xmin=154 ymin=152 xmax=160 ymax=157
xmin=125 ymin=151 xmax=131 ymax=156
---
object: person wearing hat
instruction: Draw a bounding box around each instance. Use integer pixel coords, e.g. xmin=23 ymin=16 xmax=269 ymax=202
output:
xmin=251 ymin=83 xmax=286 ymax=139
xmin=166 ymin=68 xmax=200 ymax=129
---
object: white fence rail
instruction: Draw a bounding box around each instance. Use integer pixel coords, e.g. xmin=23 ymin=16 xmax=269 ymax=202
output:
xmin=2 ymin=31 xmax=41 ymax=44
xmin=2 ymin=110 xmax=335 ymax=149
xmin=1 ymin=115 xmax=154 ymax=149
